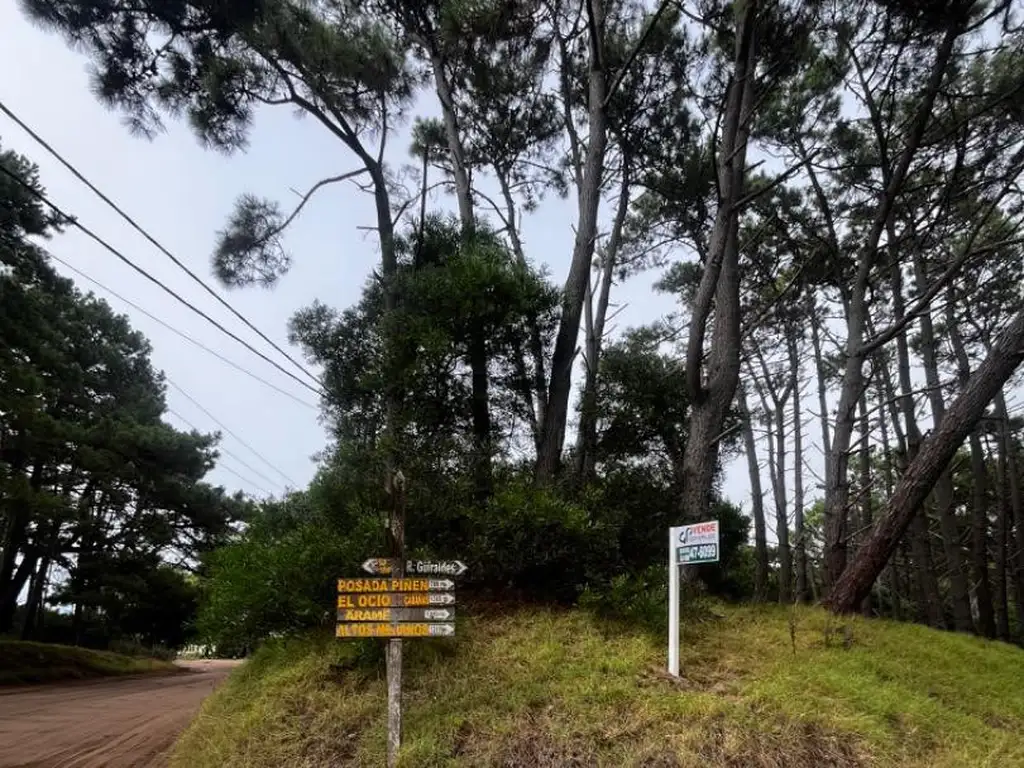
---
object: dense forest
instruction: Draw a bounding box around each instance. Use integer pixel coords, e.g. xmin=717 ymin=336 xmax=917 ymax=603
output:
xmin=4 ymin=0 xmax=1024 ymax=656
xmin=0 ymin=144 xmax=249 ymax=649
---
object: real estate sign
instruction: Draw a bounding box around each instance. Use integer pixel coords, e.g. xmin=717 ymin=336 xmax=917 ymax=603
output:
xmin=668 ymin=520 xmax=720 ymax=678
xmin=673 ymin=520 xmax=720 ymax=565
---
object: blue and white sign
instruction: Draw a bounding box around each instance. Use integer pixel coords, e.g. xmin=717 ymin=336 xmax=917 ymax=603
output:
xmin=668 ymin=519 xmax=720 ymax=678
xmin=673 ymin=520 xmax=720 ymax=565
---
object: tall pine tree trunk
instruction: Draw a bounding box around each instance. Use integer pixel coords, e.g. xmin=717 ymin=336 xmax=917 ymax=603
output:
xmin=739 ymin=387 xmax=770 ymax=600
xmin=425 ymin=52 xmax=495 ymax=503
xmin=875 ymin=375 xmax=903 ymax=620
xmin=497 ymin=172 xmax=547 ymax=452
xmin=858 ymin=391 xmax=873 ymax=617
xmin=993 ymin=430 xmax=1012 ymax=640
xmin=788 ymin=333 xmax=808 ymax=601
xmin=913 ymin=258 xmax=973 ymax=632
xmin=536 ymin=0 xmax=608 ymax=483
xmin=773 ymin=399 xmax=792 ymax=603
xmin=994 ymin=390 xmax=1024 ymax=639
xmin=827 ymin=306 xmax=1024 ymax=614
xmin=680 ymin=0 xmax=759 ymax=524
xmin=946 ymin=297 xmax=995 ymax=636
xmin=877 ymin=341 xmax=944 ymax=627
xmin=20 ymin=545 xmax=52 ymax=641
xmin=0 ymin=461 xmax=43 ymax=633
xmin=823 ymin=25 xmax=961 ymax=587
xmin=888 ymin=266 xmax=947 ymax=626
xmin=749 ymin=347 xmax=791 ymax=603
xmin=574 ymin=169 xmax=630 ymax=484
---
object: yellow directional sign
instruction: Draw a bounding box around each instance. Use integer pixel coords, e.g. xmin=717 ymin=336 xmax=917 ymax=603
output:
xmin=336 ymin=577 xmax=455 ymax=593
xmin=335 ymin=622 xmax=455 ymax=639
xmin=338 ymin=607 xmax=454 ymax=622
xmin=337 ymin=592 xmax=455 ymax=609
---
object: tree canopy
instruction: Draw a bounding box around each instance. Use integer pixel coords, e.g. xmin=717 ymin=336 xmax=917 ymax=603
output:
xmin=9 ymin=0 xmax=1024 ymax=653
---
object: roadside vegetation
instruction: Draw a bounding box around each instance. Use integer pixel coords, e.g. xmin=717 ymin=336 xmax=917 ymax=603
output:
xmin=4 ymin=0 xmax=1024 ymax=764
xmin=0 ymin=639 xmax=175 ymax=685
xmin=172 ymin=604 xmax=1024 ymax=768
xmin=0 ymin=144 xmax=250 ymax=660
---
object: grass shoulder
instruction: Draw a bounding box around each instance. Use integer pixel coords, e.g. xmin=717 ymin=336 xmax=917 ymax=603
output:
xmin=172 ymin=603 xmax=1024 ymax=767
xmin=0 ymin=639 xmax=176 ymax=685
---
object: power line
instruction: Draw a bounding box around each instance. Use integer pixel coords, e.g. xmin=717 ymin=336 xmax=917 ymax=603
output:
xmin=0 ymin=100 xmax=324 ymax=392
xmin=167 ymin=407 xmax=284 ymax=494
xmin=167 ymin=379 xmax=299 ymax=488
xmin=0 ymin=339 xmax=274 ymax=497
xmin=0 ymin=162 xmax=325 ymax=399
xmin=47 ymin=252 xmax=319 ymax=412
xmin=208 ymin=460 xmax=274 ymax=498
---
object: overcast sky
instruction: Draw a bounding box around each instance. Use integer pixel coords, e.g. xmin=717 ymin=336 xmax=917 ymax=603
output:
xmin=0 ymin=4 xmax=765 ymax=512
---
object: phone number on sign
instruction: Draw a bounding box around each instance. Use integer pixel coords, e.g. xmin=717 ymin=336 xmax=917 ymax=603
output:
xmin=677 ymin=544 xmax=718 ymax=563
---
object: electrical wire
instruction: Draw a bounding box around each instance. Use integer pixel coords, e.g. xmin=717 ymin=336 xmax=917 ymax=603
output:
xmin=0 ymin=99 xmax=324 ymax=391
xmin=0 ymin=338 xmax=275 ymax=497
xmin=46 ymin=251 xmax=319 ymax=412
xmin=208 ymin=461 xmax=273 ymax=498
xmin=167 ymin=379 xmax=299 ymax=488
xmin=0 ymin=162 xmax=326 ymax=399
xmin=167 ymin=407 xmax=283 ymax=494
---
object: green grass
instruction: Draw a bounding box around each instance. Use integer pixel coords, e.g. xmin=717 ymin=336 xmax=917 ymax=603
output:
xmin=0 ymin=639 xmax=176 ymax=685
xmin=171 ymin=604 xmax=1024 ymax=767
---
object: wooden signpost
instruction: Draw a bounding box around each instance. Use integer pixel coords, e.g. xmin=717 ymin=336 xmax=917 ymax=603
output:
xmin=336 ymin=558 xmax=464 ymax=766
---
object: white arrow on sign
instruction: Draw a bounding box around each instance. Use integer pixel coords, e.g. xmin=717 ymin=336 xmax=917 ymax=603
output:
xmin=428 ymin=578 xmax=455 ymax=591
xmin=428 ymin=623 xmax=456 ymax=637
xmin=423 ymin=608 xmax=454 ymax=621
xmin=428 ymin=593 xmax=456 ymax=605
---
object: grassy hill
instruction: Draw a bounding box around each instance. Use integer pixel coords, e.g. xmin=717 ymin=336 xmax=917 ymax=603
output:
xmin=171 ymin=603 xmax=1024 ymax=767
xmin=0 ymin=639 xmax=176 ymax=685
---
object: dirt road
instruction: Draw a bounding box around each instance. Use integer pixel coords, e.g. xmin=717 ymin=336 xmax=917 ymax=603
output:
xmin=0 ymin=659 xmax=240 ymax=768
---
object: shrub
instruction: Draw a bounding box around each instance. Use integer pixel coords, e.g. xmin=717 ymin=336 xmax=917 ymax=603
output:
xmin=196 ymin=494 xmax=380 ymax=656
xmin=464 ymin=481 xmax=619 ymax=602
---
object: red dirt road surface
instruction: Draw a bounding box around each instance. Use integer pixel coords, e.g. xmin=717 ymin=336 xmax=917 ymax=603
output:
xmin=0 ymin=659 xmax=240 ymax=768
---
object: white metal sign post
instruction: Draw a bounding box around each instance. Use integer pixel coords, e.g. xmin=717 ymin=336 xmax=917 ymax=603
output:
xmin=668 ymin=520 xmax=720 ymax=676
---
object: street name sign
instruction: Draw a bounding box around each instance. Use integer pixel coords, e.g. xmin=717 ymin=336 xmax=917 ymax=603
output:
xmin=337 ymin=592 xmax=455 ymax=608
xmin=668 ymin=520 xmax=720 ymax=678
xmin=337 ymin=607 xmax=455 ymax=622
xmin=407 ymin=559 xmax=467 ymax=576
xmin=337 ymin=550 xmax=461 ymax=757
xmin=337 ymin=577 xmax=455 ymax=593
xmin=362 ymin=559 xmax=468 ymax=577
xmin=336 ymin=622 xmax=456 ymax=639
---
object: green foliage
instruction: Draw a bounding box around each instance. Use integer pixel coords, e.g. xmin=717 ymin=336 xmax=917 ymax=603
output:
xmin=194 ymin=452 xmax=756 ymax=650
xmin=0 ymin=142 xmax=244 ymax=649
xmin=578 ymin=563 xmax=669 ymax=632
xmin=198 ymin=471 xmax=385 ymax=656
xmin=465 ymin=481 xmax=616 ymax=602
xmin=196 ymin=247 xmax=754 ymax=648
xmin=22 ymin=0 xmax=417 ymax=151
xmin=0 ymin=639 xmax=174 ymax=685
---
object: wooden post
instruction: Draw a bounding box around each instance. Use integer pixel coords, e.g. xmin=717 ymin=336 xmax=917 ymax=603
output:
xmin=386 ymin=470 xmax=406 ymax=768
